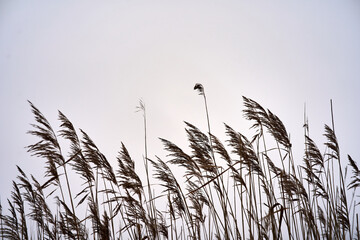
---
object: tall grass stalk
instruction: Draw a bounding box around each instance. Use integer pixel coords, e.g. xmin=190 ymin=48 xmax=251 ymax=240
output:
xmin=194 ymin=83 xmax=232 ymax=239
xmin=136 ymin=99 xmax=159 ymax=238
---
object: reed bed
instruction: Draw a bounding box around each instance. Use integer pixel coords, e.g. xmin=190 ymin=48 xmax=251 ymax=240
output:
xmin=1 ymin=86 xmax=359 ymax=239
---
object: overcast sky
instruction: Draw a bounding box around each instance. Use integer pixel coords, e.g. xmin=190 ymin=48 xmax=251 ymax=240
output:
xmin=1 ymin=1 xmax=359 ymax=202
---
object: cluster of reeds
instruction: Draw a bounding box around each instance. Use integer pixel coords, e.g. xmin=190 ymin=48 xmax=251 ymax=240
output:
xmin=1 ymin=85 xmax=359 ymax=239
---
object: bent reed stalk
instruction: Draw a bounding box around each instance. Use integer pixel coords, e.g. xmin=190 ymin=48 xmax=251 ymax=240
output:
xmin=0 ymin=87 xmax=359 ymax=240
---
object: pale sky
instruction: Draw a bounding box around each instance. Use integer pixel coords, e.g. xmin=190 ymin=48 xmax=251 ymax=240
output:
xmin=1 ymin=1 xmax=359 ymax=203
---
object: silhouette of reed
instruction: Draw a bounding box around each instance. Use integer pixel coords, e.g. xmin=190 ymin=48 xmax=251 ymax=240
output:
xmin=0 ymin=86 xmax=358 ymax=239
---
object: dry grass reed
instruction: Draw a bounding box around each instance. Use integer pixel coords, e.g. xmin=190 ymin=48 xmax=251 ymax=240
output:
xmin=0 ymin=87 xmax=359 ymax=239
